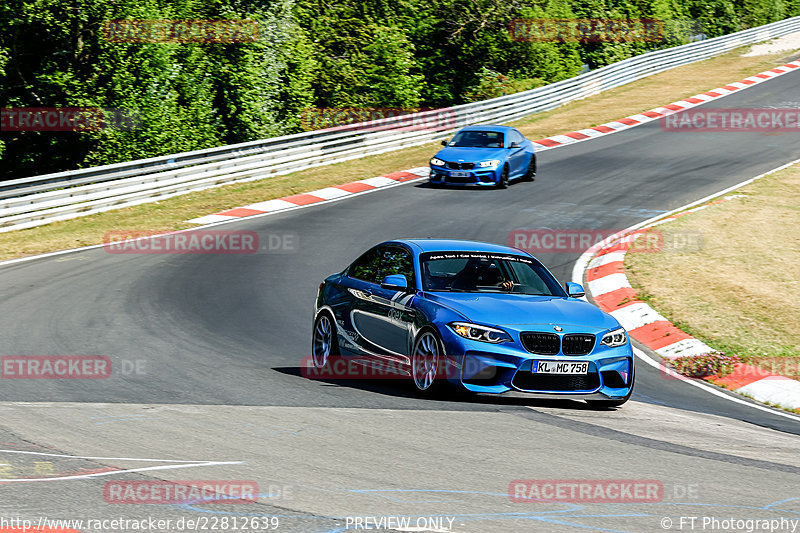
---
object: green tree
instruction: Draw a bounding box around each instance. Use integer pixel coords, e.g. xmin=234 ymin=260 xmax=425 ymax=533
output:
xmin=1 ymin=0 xmax=311 ymax=178
xmin=1 ymin=0 xmax=797 ymax=180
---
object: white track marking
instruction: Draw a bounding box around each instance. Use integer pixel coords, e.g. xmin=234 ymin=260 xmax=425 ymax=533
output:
xmin=587 ymin=252 xmax=626 ymax=268
xmin=0 ymin=177 xmax=427 ymax=269
xmin=587 ymin=274 xmax=630 ymax=296
xmin=633 ymin=348 xmax=800 ymax=423
xmin=0 ymin=449 xmax=229 ymax=461
xmin=655 ymin=338 xmax=715 ymax=359
xmin=406 ymin=167 xmax=432 ymax=176
xmin=571 ymin=157 xmax=800 ymax=286
xmin=306 ymin=187 xmax=351 ymax=200
xmin=609 ymin=302 xmax=666 ymax=330
xmin=0 ymin=461 xmax=242 ymax=483
xmin=2 ymin=64 xmax=798 ymax=270
xmin=187 ymin=214 xmax=238 ymax=224
xmin=360 ymin=176 xmax=397 ymax=187
xmin=571 ymin=156 xmax=800 ymax=419
xmin=241 ymin=199 xmax=296 ymax=212
xmin=738 ymin=379 xmax=800 ymax=410
xmin=0 ymin=449 xmax=242 ymax=483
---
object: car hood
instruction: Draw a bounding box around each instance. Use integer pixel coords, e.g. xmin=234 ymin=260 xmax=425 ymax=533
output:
xmin=425 ymin=292 xmax=620 ymax=331
xmin=434 ymin=147 xmax=507 ymax=163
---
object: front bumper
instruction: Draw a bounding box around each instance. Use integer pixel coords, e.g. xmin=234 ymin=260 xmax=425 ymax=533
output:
xmin=437 ymin=324 xmax=634 ymax=400
xmin=429 ymin=166 xmax=499 ymax=186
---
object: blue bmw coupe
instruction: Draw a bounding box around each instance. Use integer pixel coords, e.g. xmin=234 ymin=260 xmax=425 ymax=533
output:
xmin=429 ymin=125 xmax=536 ymax=188
xmin=312 ymin=239 xmax=634 ymax=406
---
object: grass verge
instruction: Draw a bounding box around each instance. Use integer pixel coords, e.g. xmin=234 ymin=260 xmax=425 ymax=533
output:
xmin=626 ymin=162 xmax=800 ymax=380
xmin=0 ymin=47 xmax=796 ymax=262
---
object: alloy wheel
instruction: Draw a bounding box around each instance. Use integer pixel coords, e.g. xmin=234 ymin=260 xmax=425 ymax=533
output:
xmin=412 ymin=331 xmax=441 ymax=391
xmin=312 ymin=314 xmax=333 ymax=369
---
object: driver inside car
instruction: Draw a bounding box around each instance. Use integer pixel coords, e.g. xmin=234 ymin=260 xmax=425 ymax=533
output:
xmin=451 ymin=259 xmax=514 ymax=291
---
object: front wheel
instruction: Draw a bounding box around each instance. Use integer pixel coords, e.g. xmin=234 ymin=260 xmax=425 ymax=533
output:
xmin=586 ymin=365 xmax=634 ymax=408
xmin=312 ymin=312 xmax=338 ymax=369
xmin=411 ymin=330 xmax=443 ymax=392
xmin=586 ymin=398 xmax=630 ymax=408
xmin=496 ymin=166 xmax=509 ymax=189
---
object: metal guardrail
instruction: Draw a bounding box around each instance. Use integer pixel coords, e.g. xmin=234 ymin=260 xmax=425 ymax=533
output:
xmin=2 ymin=17 xmax=798 ymax=232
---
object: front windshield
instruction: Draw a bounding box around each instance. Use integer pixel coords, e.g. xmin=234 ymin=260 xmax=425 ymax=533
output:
xmin=448 ymin=130 xmax=504 ymax=148
xmin=420 ymin=251 xmax=565 ymax=296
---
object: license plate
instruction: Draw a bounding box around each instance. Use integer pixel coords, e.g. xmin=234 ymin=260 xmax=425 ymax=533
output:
xmin=532 ymin=361 xmax=589 ymax=374
xmin=450 ymin=171 xmax=469 ymax=177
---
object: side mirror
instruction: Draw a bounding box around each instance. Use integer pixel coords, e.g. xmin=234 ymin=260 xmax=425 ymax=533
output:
xmin=509 ymin=141 xmax=521 ymax=148
xmin=441 ymin=140 xmax=448 ymax=146
xmin=381 ymin=274 xmax=410 ymax=291
xmin=565 ymin=282 xmax=585 ymax=298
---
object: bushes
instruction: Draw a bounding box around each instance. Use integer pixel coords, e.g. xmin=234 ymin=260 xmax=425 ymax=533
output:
xmin=669 ymin=352 xmax=741 ymax=378
xmin=1 ymin=0 xmax=798 ymax=180
xmin=0 ymin=0 xmax=313 ymax=178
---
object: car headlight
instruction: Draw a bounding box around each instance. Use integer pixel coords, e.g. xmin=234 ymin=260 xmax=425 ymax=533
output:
xmin=479 ymin=159 xmax=501 ymax=168
xmin=601 ymin=328 xmax=628 ymax=347
xmin=449 ymin=322 xmax=512 ymax=344
xmin=430 ymin=157 xmax=445 ymax=166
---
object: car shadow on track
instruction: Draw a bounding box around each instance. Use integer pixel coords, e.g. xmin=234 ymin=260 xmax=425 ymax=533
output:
xmin=415 ymin=180 xmax=529 ymax=191
xmin=273 ymin=366 xmax=616 ymax=411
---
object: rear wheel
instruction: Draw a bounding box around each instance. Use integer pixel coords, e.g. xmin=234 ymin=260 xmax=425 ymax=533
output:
xmin=523 ymin=156 xmax=536 ymax=182
xmin=496 ymin=166 xmax=509 ymax=189
xmin=312 ymin=312 xmax=338 ymax=369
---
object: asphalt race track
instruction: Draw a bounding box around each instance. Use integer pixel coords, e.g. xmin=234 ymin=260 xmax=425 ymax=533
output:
xmin=0 ymin=67 xmax=799 ymax=532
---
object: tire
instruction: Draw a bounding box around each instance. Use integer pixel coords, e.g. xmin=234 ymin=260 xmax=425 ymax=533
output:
xmin=312 ymin=312 xmax=338 ymax=369
xmin=586 ymin=364 xmax=635 ymax=408
xmin=411 ymin=329 xmax=443 ymax=392
xmin=496 ymin=166 xmax=509 ymax=189
xmin=523 ymin=156 xmax=536 ymax=182
xmin=586 ymin=398 xmax=630 ymax=408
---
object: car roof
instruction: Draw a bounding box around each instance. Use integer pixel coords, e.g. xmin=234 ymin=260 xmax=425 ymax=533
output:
xmin=457 ymin=125 xmax=514 ymax=133
xmin=388 ymin=238 xmax=530 ymax=256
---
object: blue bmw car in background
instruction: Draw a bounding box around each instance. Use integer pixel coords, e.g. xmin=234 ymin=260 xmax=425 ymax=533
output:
xmin=429 ymin=125 xmax=536 ymax=188
xmin=312 ymin=239 xmax=634 ymax=407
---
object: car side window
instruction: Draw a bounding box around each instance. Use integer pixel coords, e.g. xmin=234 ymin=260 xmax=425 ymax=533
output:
xmin=380 ymin=246 xmax=415 ymax=287
xmin=349 ymin=247 xmax=382 ymax=285
xmin=511 ymin=129 xmax=523 ymax=144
